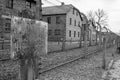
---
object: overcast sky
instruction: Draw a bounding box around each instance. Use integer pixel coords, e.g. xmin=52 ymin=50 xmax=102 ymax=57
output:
xmin=42 ymin=0 xmax=120 ymax=33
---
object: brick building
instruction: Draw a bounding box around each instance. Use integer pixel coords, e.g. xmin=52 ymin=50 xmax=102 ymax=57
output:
xmin=42 ymin=4 xmax=83 ymax=42
xmin=0 ymin=0 xmax=37 ymax=50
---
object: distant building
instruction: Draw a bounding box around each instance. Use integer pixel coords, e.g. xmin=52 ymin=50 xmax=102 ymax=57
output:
xmin=80 ymin=13 xmax=89 ymax=41
xmin=88 ymin=20 xmax=97 ymax=45
xmin=42 ymin=3 xmax=82 ymax=42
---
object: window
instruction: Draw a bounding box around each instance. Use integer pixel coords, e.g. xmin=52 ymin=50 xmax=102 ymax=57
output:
xmin=6 ymin=0 xmax=13 ymax=9
xmin=55 ymin=29 xmax=61 ymax=35
xmin=69 ymin=30 xmax=71 ymax=37
xmin=76 ymin=11 xmax=78 ymax=16
xmin=4 ymin=18 xmax=11 ymax=33
xmin=26 ymin=1 xmax=31 ymax=8
xmin=74 ymin=20 xmax=76 ymax=26
xmin=74 ymin=31 xmax=76 ymax=37
xmin=47 ymin=17 xmax=51 ymax=24
xmin=56 ymin=16 xmax=60 ymax=24
xmin=83 ymin=24 xmax=86 ymax=31
xmin=78 ymin=32 xmax=80 ymax=37
xmin=5 ymin=23 xmax=11 ymax=33
xmin=73 ymin=9 xmax=75 ymax=14
xmin=48 ymin=30 xmax=52 ymax=36
xmin=70 ymin=18 xmax=72 ymax=25
xmin=78 ymin=21 xmax=80 ymax=27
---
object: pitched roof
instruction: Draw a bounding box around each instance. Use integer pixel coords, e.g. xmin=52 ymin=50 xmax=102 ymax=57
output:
xmin=42 ymin=4 xmax=73 ymax=15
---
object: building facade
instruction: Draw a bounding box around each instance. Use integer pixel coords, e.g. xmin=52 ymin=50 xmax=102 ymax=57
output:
xmin=42 ymin=4 xmax=82 ymax=42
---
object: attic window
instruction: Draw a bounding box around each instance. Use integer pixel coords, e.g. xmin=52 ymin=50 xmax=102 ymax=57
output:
xmin=76 ymin=11 xmax=78 ymax=16
xmin=56 ymin=16 xmax=60 ymax=24
xmin=73 ymin=9 xmax=75 ymax=14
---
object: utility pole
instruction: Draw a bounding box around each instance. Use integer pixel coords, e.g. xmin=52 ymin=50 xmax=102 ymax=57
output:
xmin=36 ymin=0 xmax=42 ymax=20
xmin=102 ymin=26 xmax=108 ymax=69
xmin=35 ymin=0 xmax=42 ymax=79
xmin=78 ymin=24 xmax=82 ymax=48
xmin=61 ymin=24 xmax=66 ymax=51
xmin=95 ymin=25 xmax=99 ymax=45
xmin=96 ymin=22 xmax=102 ymax=49
xmin=84 ymin=23 xmax=89 ymax=54
xmin=60 ymin=16 xmax=66 ymax=51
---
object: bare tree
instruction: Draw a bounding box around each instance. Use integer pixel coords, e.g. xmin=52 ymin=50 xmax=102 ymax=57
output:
xmin=87 ymin=9 xmax=108 ymax=45
xmin=87 ymin=9 xmax=109 ymax=70
xmin=95 ymin=9 xmax=108 ymax=27
xmin=87 ymin=10 xmax=95 ymax=22
xmin=87 ymin=9 xmax=108 ymax=30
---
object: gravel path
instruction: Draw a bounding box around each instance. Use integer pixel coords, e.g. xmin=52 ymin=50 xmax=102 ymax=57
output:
xmin=41 ymin=46 xmax=97 ymax=68
xmin=39 ymin=46 xmax=117 ymax=80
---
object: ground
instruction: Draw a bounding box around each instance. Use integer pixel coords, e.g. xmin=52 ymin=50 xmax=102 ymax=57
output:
xmin=102 ymin=52 xmax=120 ymax=80
xmin=39 ymin=45 xmax=119 ymax=80
xmin=0 ymin=45 xmax=118 ymax=80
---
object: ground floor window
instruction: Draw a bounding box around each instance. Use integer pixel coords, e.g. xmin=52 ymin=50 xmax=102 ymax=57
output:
xmin=0 ymin=18 xmax=11 ymax=50
xmin=78 ymin=32 xmax=80 ymax=37
xmin=54 ymin=29 xmax=61 ymax=35
xmin=69 ymin=30 xmax=71 ymax=37
xmin=74 ymin=31 xmax=76 ymax=37
xmin=48 ymin=30 xmax=52 ymax=36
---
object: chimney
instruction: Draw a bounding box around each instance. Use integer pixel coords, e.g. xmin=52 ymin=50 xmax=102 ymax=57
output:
xmin=61 ymin=2 xmax=64 ymax=5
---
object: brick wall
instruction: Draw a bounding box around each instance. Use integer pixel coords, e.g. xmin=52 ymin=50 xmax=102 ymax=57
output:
xmin=43 ymin=14 xmax=66 ymax=41
xmin=0 ymin=0 xmax=36 ymax=17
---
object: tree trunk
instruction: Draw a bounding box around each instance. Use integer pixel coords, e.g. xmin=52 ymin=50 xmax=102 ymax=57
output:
xmin=36 ymin=0 xmax=42 ymax=20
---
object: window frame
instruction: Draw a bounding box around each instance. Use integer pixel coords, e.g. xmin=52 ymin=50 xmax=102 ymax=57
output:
xmin=74 ymin=31 xmax=76 ymax=37
xmin=78 ymin=32 xmax=80 ymax=37
xmin=54 ymin=29 xmax=61 ymax=35
xmin=48 ymin=30 xmax=52 ymax=36
xmin=69 ymin=30 xmax=71 ymax=37
xmin=4 ymin=18 xmax=11 ymax=33
xmin=56 ymin=16 xmax=60 ymax=24
xmin=70 ymin=18 xmax=72 ymax=25
xmin=74 ymin=20 xmax=76 ymax=26
xmin=76 ymin=11 xmax=78 ymax=16
xmin=47 ymin=17 xmax=51 ymax=24
xmin=73 ymin=8 xmax=75 ymax=15
xmin=6 ymin=0 xmax=14 ymax=9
